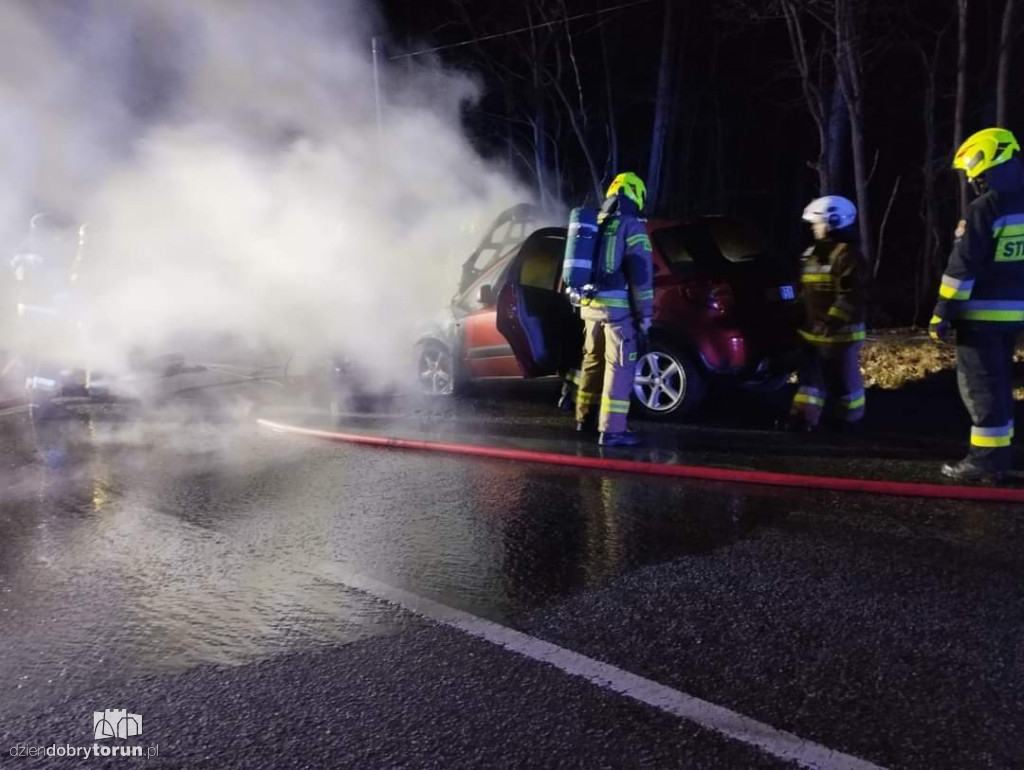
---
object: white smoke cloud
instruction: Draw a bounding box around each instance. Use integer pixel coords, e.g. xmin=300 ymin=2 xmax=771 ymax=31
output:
xmin=1 ymin=0 xmax=530 ymax=384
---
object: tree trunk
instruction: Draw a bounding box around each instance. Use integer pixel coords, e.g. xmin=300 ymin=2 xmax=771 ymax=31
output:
xmin=551 ymin=75 xmax=604 ymax=204
xmin=531 ymin=115 xmax=548 ymax=209
xmin=997 ymin=0 xmax=1017 ymax=126
xmin=826 ymin=73 xmax=849 ymax=193
xmin=598 ymin=6 xmax=619 ymax=179
xmin=955 ymin=0 xmax=970 ymax=216
xmin=528 ymin=15 xmax=550 ymax=210
xmin=781 ymin=1 xmax=830 ymax=194
xmin=646 ymin=0 xmax=675 ymax=212
xmin=917 ymin=39 xmax=942 ymax=325
xmin=835 ymin=0 xmax=874 ymax=269
xmin=531 ymin=97 xmax=549 ymax=208
xmin=848 ymin=110 xmax=873 ymax=267
xmin=504 ymin=83 xmax=516 ymax=176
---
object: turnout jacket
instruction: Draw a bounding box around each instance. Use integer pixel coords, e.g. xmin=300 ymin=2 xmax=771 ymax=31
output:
xmin=797 ymin=237 xmax=868 ymax=345
xmin=580 ymin=198 xmax=654 ymax=324
xmin=933 ymin=159 xmax=1024 ymax=329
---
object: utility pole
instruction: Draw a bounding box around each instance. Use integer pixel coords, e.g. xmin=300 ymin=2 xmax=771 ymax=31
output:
xmin=372 ymin=37 xmax=384 ymax=146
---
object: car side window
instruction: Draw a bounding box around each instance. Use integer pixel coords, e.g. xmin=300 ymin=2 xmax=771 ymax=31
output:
xmin=518 ymin=235 xmax=563 ymax=291
xmin=650 ymin=225 xmax=698 ymax=275
xmin=455 ymin=260 xmax=506 ymax=315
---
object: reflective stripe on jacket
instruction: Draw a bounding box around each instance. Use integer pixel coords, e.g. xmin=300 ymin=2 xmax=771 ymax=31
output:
xmin=933 ymin=160 xmax=1024 ymax=329
xmin=581 ymin=203 xmax=654 ymax=323
xmin=797 ymin=238 xmax=867 ymax=344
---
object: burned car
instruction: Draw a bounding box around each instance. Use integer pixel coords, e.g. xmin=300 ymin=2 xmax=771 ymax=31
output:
xmin=415 ymin=204 xmax=801 ymax=419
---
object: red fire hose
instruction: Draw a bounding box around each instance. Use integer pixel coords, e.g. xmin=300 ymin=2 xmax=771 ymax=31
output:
xmin=257 ymin=419 xmax=1024 ymax=504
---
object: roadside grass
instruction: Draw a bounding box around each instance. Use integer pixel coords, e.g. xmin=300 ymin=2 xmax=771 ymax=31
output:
xmin=862 ymin=329 xmax=1024 ymax=400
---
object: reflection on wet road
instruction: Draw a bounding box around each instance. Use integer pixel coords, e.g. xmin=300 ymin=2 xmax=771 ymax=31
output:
xmin=3 ymin=396 xmax=1024 ymax=768
xmin=0 ymin=403 xmax=780 ymax=698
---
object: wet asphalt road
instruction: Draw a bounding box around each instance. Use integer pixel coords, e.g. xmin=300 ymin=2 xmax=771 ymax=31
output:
xmin=1 ymin=377 xmax=1023 ymax=769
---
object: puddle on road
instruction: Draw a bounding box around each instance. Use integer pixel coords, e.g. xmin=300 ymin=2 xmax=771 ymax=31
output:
xmin=0 ymin=407 xmax=420 ymax=708
xmin=0 ymin=402 xmax=834 ymax=704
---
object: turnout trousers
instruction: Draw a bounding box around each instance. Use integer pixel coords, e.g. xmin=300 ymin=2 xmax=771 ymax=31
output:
xmin=576 ymin=318 xmax=637 ymax=433
xmin=955 ymin=326 xmax=1019 ymax=473
xmin=790 ymin=342 xmax=865 ymax=427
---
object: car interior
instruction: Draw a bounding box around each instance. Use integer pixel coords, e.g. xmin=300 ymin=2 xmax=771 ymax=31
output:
xmin=506 ymin=229 xmax=581 ymax=376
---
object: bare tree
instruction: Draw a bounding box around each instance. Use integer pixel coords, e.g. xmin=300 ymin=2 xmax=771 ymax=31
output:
xmin=996 ymin=0 xmax=1018 ymax=126
xmin=825 ymin=72 xmax=849 ymax=191
xmin=547 ymin=30 xmax=604 ymax=202
xmin=646 ymin=0 xmax=676 ymax=211
xmin=597 ymin=8 xmax=619 ymax=178
xmin=911 ymin=20 xmax=951 ymax=323
xmin=718 ymin=0 xmax=858 ymax=201
xmin=832 ymin=0 xmax=874 ymax=267
xmin=779 ymin=0 xmax=833 ymax=193
xmin=954 ymin=0 xmax=969 ymax=215
xmin=528 ymin=13 xmax=554 ymax=209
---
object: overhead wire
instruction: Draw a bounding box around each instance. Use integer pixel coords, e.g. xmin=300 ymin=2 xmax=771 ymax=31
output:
xmin=387 ymin=0 xmax=657 ymax=61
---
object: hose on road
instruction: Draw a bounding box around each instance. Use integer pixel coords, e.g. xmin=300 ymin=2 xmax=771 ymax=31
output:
xmin=257 ymin=419 xmax=1024 ymax=504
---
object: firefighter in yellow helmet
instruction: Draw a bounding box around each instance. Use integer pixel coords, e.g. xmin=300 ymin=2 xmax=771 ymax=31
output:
xmin=574 ymin=172 xmax=654 ymax=446
xmin=930 ymin=127 xmax=1024 ymax=483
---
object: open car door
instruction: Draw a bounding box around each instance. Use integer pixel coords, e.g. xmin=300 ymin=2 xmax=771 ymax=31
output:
xmin=495 ymin=228 xmax=581 ymax=378
xmin=457 ymin=203 xmax=544 ymax=297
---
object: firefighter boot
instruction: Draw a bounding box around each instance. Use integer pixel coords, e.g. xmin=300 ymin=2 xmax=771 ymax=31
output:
xmin=599 ymin=430 xmax=643 ymax=447
xmin=940 ymin=458 xmax=1006 ymax=485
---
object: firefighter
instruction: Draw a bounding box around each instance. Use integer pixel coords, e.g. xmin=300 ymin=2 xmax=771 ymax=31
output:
xmin=10 ymin=212 xmax=87 ymax=405
xmin=930 ymin=127 xmax=1024 ymax=483
xmin=574 ymin=172 xmax=654 ymax=447
xmin=785 ymin=195 xmax=868 ymax=431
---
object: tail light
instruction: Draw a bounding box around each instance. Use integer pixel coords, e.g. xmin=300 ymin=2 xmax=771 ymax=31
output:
xmin=706 ymin=283 xmax=736 ymax=315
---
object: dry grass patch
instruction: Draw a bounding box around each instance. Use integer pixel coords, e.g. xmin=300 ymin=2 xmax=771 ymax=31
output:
xmin=860 ymin=330 xmax=1024 ymax=399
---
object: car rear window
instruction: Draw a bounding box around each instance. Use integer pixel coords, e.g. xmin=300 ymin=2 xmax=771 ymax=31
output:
xmin=651 ymin=225 xmax=697 ymax=267
xmin=652 ymin=218 xmax=770 ymax=272
xmin=708 ymin=218 xmax=769 ymax=263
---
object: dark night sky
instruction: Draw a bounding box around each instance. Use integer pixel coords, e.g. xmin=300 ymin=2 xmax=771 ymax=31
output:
xmin=376 ymin=0 xmax=1022 ymax=322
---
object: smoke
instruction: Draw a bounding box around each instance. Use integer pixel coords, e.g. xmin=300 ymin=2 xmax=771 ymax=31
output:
xmin=1 ymin=0 xmax=527 ymax=385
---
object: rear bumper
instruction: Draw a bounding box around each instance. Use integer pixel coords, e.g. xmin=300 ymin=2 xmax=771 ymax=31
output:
xmin=698 ymin=329 xmax=800 ymax=378
xmin=698 ymin=332 xmax=748 ymax=373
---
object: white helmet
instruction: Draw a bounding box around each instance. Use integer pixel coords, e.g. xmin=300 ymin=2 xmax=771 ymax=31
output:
xmin=802 ymin=195 xmax=857 ymax=231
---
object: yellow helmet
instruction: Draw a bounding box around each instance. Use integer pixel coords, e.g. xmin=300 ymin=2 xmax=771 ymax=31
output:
xmin=606 ymin=172 xmax=646 ymax=210
xmin=953 ymin=127 xmax=1020 ymax=179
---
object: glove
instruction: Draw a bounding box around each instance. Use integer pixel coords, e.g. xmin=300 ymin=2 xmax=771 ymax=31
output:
xmin=634 ymin=318 xmax=651 ymax=358
xmin=929 ymin=315 xmax=953 ymax=344
xmin=810 ymin=320 xmax=830 ymax=337
xmin=824 ymin=314 xmax=845 ymax=333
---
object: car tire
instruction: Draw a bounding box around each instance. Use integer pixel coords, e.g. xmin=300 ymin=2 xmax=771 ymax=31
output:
xmin=416 ymin=340 xmax=457 ymax=397
xmin=632 ymin=342 xmax=707 ymax=420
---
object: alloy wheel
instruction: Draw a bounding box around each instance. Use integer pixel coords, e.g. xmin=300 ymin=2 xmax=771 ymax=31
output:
xmin=418 ymin=345 xmax=454 ymax=396
xmin=633 ymin=350 xmax=687 ymax=412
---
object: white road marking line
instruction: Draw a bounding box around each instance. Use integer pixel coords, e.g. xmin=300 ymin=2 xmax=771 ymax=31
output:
xmin=323 ymin=567 xmax=887 ymax=770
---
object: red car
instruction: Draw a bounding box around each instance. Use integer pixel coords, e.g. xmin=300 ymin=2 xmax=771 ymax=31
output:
xmin=415 ymin=204 xmax=800 ymax=418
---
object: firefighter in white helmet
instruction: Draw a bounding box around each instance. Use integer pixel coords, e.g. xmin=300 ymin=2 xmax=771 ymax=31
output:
xmin=784 ymin=195 xmax=868 ymax=431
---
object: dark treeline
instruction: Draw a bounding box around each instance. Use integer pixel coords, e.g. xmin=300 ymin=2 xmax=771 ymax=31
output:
xmin=381 ymin=0 xmax=1022 ymax=325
